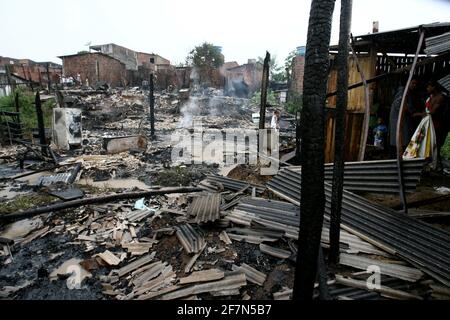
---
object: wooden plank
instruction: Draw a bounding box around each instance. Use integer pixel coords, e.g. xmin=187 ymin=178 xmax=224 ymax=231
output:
xmin=97 ymin=250 xmax=121 ymax=266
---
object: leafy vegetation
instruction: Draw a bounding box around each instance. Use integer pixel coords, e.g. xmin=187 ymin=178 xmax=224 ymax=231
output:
xmin=441 ymin=133 xmax=450 ymax=161
xmin=0 ymin=193 xmax=55 ymax=215
xmin=251 ymin=90 xmax=278 ymax=106
xmin=285 ymin=93 xmax=303 ymax=114
xmin=0 ymin=89 xmax=55 ymax=137
xmin=186 ymin=42 xmax=224 ymax=69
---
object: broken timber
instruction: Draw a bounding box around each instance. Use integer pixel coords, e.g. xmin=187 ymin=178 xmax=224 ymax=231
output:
xmin=2 ymin=187 xmax=203 ymax=222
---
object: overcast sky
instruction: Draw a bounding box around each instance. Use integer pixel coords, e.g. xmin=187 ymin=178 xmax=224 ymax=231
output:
xmin=1 ymin=0 xmax=450 ymax=66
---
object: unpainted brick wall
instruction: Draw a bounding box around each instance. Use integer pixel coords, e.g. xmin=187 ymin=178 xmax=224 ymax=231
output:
xmin=62 ymin=53 xmax=126 ymax=87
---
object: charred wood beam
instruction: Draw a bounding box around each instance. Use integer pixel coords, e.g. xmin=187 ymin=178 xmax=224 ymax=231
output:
xmin=149 ymin=73 xmax=155 ymax=137
xmin=396 ymin=28 xmax=425 ymax=214
xmin=1 ymin=187 xmax=203 ymax=222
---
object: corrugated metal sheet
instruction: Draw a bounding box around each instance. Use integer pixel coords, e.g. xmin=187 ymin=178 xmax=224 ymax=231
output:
xmin=425 ymin=31 xmax=450 ymax=55
xmin=228 ymin=197 xmax=385 ymax=256
xmin=205 ymin=175 xmax=265 ymax=194
xmin=339 ymin=253 xmax=424 ymax=282
xmin=259 ymin=243 xmax=291 ymax=259
xmin=287 ymin=158 xmax=426 ymax=194
xmin=266 ymin=168 xmax=450 ymax=287
xmin=175 ymin=224 xmax=205 ymax=254
xmin=232 ymin=263 xmax=267 ymax=286
xmin=439 ymin=74 xmax=450 ymax=92
xmin=37 ymin=172 xmax=72 ymax=186
xmin=187 ymin=193 xmax=221 ymax=224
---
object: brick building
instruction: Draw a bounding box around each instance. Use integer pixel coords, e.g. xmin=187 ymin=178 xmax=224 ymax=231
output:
xmin=0 ymin=56 xmax=62 ymax=87
xmin=88 ymin=43 xmax=173 ymax=87
xmin=290 ymin=54 xmax=305 ymax=96
xmin=59 ymin=52 xmax=127 ymax=87
xmin=90 ymin=44 xmax=139 ymax=71
xmin=224 ymin=59 xmax=263 ymax=97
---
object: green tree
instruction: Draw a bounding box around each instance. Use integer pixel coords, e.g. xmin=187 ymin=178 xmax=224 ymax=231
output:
xmin=186 ymin=42 xmax=224 ymax=86
xmin=186 ymin=42 xmax=224 ymax=69
xmin=251 ymin=90 xmax=278 ymax=106
xmin=257 ymin=55 xmax=286 ymax=82
xmin=284 ymin=49 xmax=297 ymax=78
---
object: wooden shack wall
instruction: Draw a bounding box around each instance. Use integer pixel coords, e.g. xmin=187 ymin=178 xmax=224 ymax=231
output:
xmin=327 ymin=55 xmax=376 ymax=112
xmin=325 ymin=54 xmax=376 ymax=163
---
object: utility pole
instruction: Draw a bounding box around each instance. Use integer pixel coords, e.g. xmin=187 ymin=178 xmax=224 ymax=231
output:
xmin=329 ymin=0 xmax=353 ymax=265
xmin=259 ymin=51 xmax=270 ymax=130
xmin=293 ymin=0 xmax=336 ymax=301
xmin=149 ymin=73 xmax=155 ymax=137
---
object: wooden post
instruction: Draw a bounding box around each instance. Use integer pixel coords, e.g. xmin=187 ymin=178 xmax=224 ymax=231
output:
xmin=5 ymin=65 xmax=16 ymax=93
xmin=329 ymin=0 xmax=353 ymax=265
xmin=353 ymin=43 xmax=373 ymax=162
xmin=46 ymin=63 xmax=51 ymax=92
xmin=149 ymin=73 xmax=155 ymax=137
xmin=14 ymin=91 xmax=22 ymax=140
xmin=259 ymin=52 xmax=270 ymax=130
xmin=396 ymin=28 xmax=425 ymax=214
xmin=35 ymin=92 xmax=47 ymax=154
xmin=295 ymin=110 xmax=301 ymax=164
xmin=293 ymin=0 xmax=336 ymax=301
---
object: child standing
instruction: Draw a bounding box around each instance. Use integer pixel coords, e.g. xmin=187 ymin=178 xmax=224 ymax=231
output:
xmin=373 ymin=118 xmax=388 ymax=149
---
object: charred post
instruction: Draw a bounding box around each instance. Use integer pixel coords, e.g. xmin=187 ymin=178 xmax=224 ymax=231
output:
xmin=259 ymin=52 xmax=270 ymax=130
xmin=35 ymin=91 xmax=47 ymax=154
xmin=149 ymin=73 xmax=155 ymax=137
xmin=329 ymin=0 xmax=353 ymax=265
xmin=293 ymin=0 xmax=336 ymax=301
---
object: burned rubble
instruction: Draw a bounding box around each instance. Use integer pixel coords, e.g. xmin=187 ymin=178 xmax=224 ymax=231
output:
xmin=0 ymin=82 xmax=449 ymax=302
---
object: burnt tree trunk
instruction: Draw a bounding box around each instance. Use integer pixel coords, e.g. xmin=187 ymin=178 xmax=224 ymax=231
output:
xmin=293 ymin=0 xmax=336 ymax=301
xmin=329 ymin=0 xmax=353 ymax=265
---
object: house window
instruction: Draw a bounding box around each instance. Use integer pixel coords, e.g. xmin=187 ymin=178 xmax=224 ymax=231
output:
xmin=150 ymin=58 xmax=155 ymax=64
